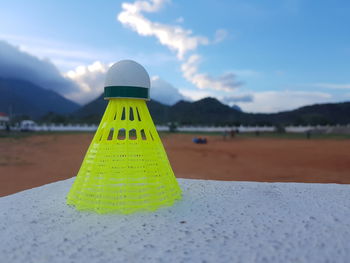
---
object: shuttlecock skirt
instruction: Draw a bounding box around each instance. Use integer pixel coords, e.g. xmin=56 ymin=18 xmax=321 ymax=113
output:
xmin=67 ymin=99 xmax=181 ymax=214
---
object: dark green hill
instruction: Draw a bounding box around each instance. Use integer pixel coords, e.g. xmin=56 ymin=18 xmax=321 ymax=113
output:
xmin=74 ymin=94 xmax=107 ymax=122
xmin=0 ymin=78 xmax=79 ymax=118
xmin=75 ymin=94 xmax=350 ymax=126
xmin=169 ymin=98 xmax=244 ymax=125
xmin=74 ymin=94 xmax=170 ymax=123
xmin=249 ymin=102 xmax=350 ymax=126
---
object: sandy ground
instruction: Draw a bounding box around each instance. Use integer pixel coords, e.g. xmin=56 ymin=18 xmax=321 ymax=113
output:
xmin=0 ymin=133 xmax=349 ymax=196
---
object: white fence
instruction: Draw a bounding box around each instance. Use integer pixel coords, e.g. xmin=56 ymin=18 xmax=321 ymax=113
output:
xmin=4 ymin=123 xmax=350 ymax=133
xmin=285 ymin=124 xmax=350 ymax=133
xmin=8 ymin=124 xmax=98 ymax=132
xmin=175 ymin=126 xmax=275 ymax=133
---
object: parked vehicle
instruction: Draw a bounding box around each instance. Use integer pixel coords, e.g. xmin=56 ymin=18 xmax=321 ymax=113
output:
xmin=20 ymin=120 xmax=37 ymax=132
xmin=192 ymin=137 xmax=208 ymax=144
xmin=0 ymin=112 xmax=10 ymax=131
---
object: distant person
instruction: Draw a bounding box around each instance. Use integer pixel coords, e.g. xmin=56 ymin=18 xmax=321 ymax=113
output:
xmin=230 ymin=129 xmax=235 ymax=139
xmin=306 ymin=130 xmax=311 ymax=139
xmin=5 ymin=123 xmax=10 ymax=132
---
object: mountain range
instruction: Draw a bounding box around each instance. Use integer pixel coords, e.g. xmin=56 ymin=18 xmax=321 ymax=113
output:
xmin=0 ymin=78 xmax=79 ymax=118
xmin=1 ymin=78 xmax=350 ymax=125
xmin=76 ymin=94 xmax=350 ymax=126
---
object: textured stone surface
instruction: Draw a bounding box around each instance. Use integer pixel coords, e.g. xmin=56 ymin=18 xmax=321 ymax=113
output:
xmin=1 ymin=178 xmax=350 ymax=263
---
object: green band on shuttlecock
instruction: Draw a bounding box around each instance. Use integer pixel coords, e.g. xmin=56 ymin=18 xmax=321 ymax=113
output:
xmin=104 ymin=86 xmax=150 ymax=100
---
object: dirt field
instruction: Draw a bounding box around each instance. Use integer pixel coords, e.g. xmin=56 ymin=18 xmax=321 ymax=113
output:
xmin=0 ymin=133 xmax=349 ymax=196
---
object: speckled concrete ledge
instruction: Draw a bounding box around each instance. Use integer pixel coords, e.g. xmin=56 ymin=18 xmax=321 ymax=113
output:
xmin=1 ymin=178 xmax=350 ymax=263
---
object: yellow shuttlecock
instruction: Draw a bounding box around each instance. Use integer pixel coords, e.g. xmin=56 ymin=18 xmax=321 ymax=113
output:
xmin=67 ymin=60 xmax=182 ymax=214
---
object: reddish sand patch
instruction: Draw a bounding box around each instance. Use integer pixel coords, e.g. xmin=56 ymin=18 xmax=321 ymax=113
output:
xmin=0 ymin=133 xmax=349 ymax=196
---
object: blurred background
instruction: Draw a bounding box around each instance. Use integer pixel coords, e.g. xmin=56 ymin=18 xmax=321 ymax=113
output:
xmin=1 ymin=0 xmax=350 ymax=196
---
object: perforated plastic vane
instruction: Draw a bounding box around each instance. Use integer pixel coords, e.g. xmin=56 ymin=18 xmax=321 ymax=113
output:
xmin=67 ymin=60 xmax=181 ymax=214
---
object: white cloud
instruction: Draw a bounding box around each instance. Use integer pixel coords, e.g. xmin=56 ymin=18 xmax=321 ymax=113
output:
xmin=238 ymin=90 xmax=334 ymax=113
xmin=65 ymin=61 xmax=185 ymax=105
xmin=118 ymin=0 xmax=209 ymax=60
xmin=0 ymin=40 xmax=79 ymax=98
xmin=64 ymin=61 xmax=110 ymax=104
xmin=178 ymin=89 xmax=212 ymax=101
xmin=181 ymin=54 xmax=241 ymax=92
xmin=310 ymin=83 xmax=350 ymax=90
xmin=117 ymin=0 xmax=240 ymax=94
xmin=221 ymin=94 xmax=253 ymax=104
xmin=0 ymin=34 xmax=113 ymax=71
xmin=214 ymin=29 xmax=228 ymax=43
xmin=150 ymin=76 xmax=185 ymax=104
xmin=0 ymin=40 xmax=181 ymax=105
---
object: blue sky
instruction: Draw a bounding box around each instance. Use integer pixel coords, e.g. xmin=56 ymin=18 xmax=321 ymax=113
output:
xmin=1 ymin=0 xmax=349 ymax=112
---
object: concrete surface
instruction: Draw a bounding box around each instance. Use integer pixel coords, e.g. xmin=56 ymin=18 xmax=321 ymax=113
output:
xmin=1 ymin=178 xmax=350 ymax=263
